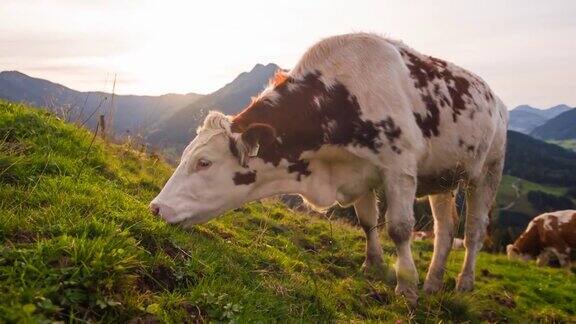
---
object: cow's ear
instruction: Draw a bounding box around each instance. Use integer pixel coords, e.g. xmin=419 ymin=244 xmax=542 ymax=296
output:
xmin=237 ymin=123 xmax=276 ymax=164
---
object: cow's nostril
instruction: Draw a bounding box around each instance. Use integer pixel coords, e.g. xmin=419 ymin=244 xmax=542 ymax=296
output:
xmin=150 ymin=203 xmax=160 ymax=216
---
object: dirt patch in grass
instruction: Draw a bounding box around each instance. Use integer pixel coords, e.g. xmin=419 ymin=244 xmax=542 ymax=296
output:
xmin=493 ymin=293 xmax=516 ymax=309
xmin=129 ymin=285 xmax=208 ymax=322
xmin=364 ymin=290 xmax=391 ymax=306
xmin=255 ymin=259 xmax=283 ymax=273
xmin=294 ymin=236 xmax=317 ymax=252
xmin=180 ymin=302 xmax=209 ymax=323
xmin=139 ymin=237 xmax=190 ymax=260
xmin=270 ymin=212 xmax=284 ymax=220
xmin=203 ymin=225 xmax=234 ymax=240
xmin=318 ymin=233 xmax=335 ymax=248
xmin=136 ymin=265 xmax=195 ymax=292
xmin=5 ymin=230 xmax=37 ymax=244
xmin=320 ymin=253 xmax=359 ymax=269
xmin=128 ymin=315 xmax=161 ymax=324
xmin=480 ymin=309 xmax=501 ymax=323
xmin=49 ymin=256 xmax=72 ymax=268
xmin=481 ymin=268 xmax=503 ymax=279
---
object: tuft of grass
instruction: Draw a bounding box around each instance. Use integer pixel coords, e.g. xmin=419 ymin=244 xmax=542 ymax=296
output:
xmin=1 ymin=100 xmax=575 ymax=322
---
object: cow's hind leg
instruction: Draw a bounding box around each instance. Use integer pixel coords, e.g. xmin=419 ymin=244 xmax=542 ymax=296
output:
xmin=354 ymin=190 xmax=385 ymax=273
xmin=424 ymin=192 xmax=458 ymax=293
xmin=457 ymin=160 xmax=503 ymax=292
xmin=383 ymin=170 xmax=419 ymax=305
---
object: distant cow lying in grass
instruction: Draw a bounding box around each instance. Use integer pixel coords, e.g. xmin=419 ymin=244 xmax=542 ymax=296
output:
xmin=507 ymin=210 xmax=576 ymax=267
xmin=413 ymin=231 xmax=464 ymax=250
xmin=150 ymin=33 xmax=508 ymax=304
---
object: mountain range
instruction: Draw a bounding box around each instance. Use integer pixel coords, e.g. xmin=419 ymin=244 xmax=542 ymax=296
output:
xmin=146 ymin=63 xmax=279 ymax=150
xmin=508 ymin=104 xmax=573 ymax=134
xmin=530 ymin=108 xmax=576 ymax=141
xmin=0 ymin=71 xmax=203 ymax=135
xmin=2 ymin=68 xmax=576 ymax=155
xmin=0 ymin=64 xmax=279 ymax=152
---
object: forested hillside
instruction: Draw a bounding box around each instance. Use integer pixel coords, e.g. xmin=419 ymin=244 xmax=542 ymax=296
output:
xmin=504 ymin=131 xmax=576 ymax=187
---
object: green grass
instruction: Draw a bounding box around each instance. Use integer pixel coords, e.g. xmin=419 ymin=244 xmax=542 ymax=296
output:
xmin=1 ymin=100 xmax=575 ymax=322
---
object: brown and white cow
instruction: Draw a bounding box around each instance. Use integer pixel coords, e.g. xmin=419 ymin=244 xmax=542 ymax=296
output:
xmin=507 ymin=210 xmax=576 ymax=267
xmin=150 ymin=33 xmax=507 ymax=304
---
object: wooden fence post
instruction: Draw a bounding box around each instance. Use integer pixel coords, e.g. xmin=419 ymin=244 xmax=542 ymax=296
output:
xmin=99 ymin=114 xmax=106 ymax=141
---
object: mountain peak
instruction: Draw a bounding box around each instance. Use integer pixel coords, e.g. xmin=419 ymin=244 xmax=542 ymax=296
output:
xmin=513 ymin=104 xmax=539 ymax=111
xmin=250 ymin=63 xmax=280 ymax=73
xmin=230 ymin=63 xmax=281 ymax=86
xmin=0 ymin=70 xmax=31 ymax=79
xmin=512 ymin=104 xmax=572 ymax=119
xmin=548 ymin=104 xmax=572 ymax=111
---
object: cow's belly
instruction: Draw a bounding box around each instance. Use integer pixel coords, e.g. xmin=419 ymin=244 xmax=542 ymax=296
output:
xmin=334 ymin=162 xmax=381 ymax=206
xmin=416 ymin=168 xmax=465 ymax=197
xmin=414 ymin=119 xmax=496 ymax=196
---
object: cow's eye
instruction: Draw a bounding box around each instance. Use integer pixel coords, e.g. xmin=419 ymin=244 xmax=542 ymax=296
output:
xmin=195 ymin=158 xmax=212 ymax=171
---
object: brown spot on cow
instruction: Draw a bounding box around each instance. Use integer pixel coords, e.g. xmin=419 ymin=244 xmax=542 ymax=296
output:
xmin=378 ymin=116 xmax=403 ymax=154
xmin=484 ymin=91 xmax=494 ymax=103
xmin=458 ymin=137 xmax=475 ymax=153
xmin=288 ymin=160 xmax=312 ymax=180
xmin=399 ymin=48 xmax=489 ymax=137
xmin=233 ymin=171 xmax=257 ymax=185
xmin=231 ymin=71 xmax=402 ymax=179
xmin=413 ymin=95 xmax=441 ymax=137
xmin=228 ymin=138 xmax=240 ymax=159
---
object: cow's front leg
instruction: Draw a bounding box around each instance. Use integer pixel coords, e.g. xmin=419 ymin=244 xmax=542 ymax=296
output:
xmin=354 ymin=190 xmax=385 ymax=274
xmin=383 ymin=171 xmax=419 ymax=305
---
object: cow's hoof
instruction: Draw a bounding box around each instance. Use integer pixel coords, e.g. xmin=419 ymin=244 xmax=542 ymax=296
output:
xmin=361 ymin=260 xmax=392 ymax=282
xmin=455 ymin=275 xmax=474 ymax=292
xmin=423 ymin=277 xmax=443 ymax=294
xmin=361 ymin=260 xmax=379 ymax=273
xmin=395 ymin=283 xmax=419 ymax=307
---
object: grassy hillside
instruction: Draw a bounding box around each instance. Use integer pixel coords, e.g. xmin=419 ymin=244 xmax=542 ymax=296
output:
xmin=496 ymin=175 xmax=571 ymax=215
xmin=1 ymin=100 xmax=575 ymax=322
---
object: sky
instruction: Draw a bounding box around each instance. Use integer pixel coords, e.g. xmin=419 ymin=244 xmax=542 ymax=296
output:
xmin=1 ymin=0 xmax=575 ymax=108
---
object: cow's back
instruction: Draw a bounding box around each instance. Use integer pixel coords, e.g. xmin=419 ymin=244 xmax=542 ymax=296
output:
xmin=538 ymin=210 xmax=576 ymax=247
xmin=518 ymin=210 xmax=576 ymax=256
xmin=291 ymin=33 xmax=507 ymax=192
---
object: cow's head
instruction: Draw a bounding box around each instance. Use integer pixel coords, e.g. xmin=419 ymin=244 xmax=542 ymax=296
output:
xmin=506 ymin=244 xmax=532 ymax=261
xmin=150 ymin=111 xmax=277 ymax=226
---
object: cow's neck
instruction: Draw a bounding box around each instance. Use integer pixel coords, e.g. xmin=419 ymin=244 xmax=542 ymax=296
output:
xmin=243 ymin=149 xmax=380 ymax=210
xmin=231 ymin=70 xmax=379 ymax=208
xmin=245 ymin=158 xmax=341 ymax=209
xmin=514 ymin=223 xmax=542 ymax=257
